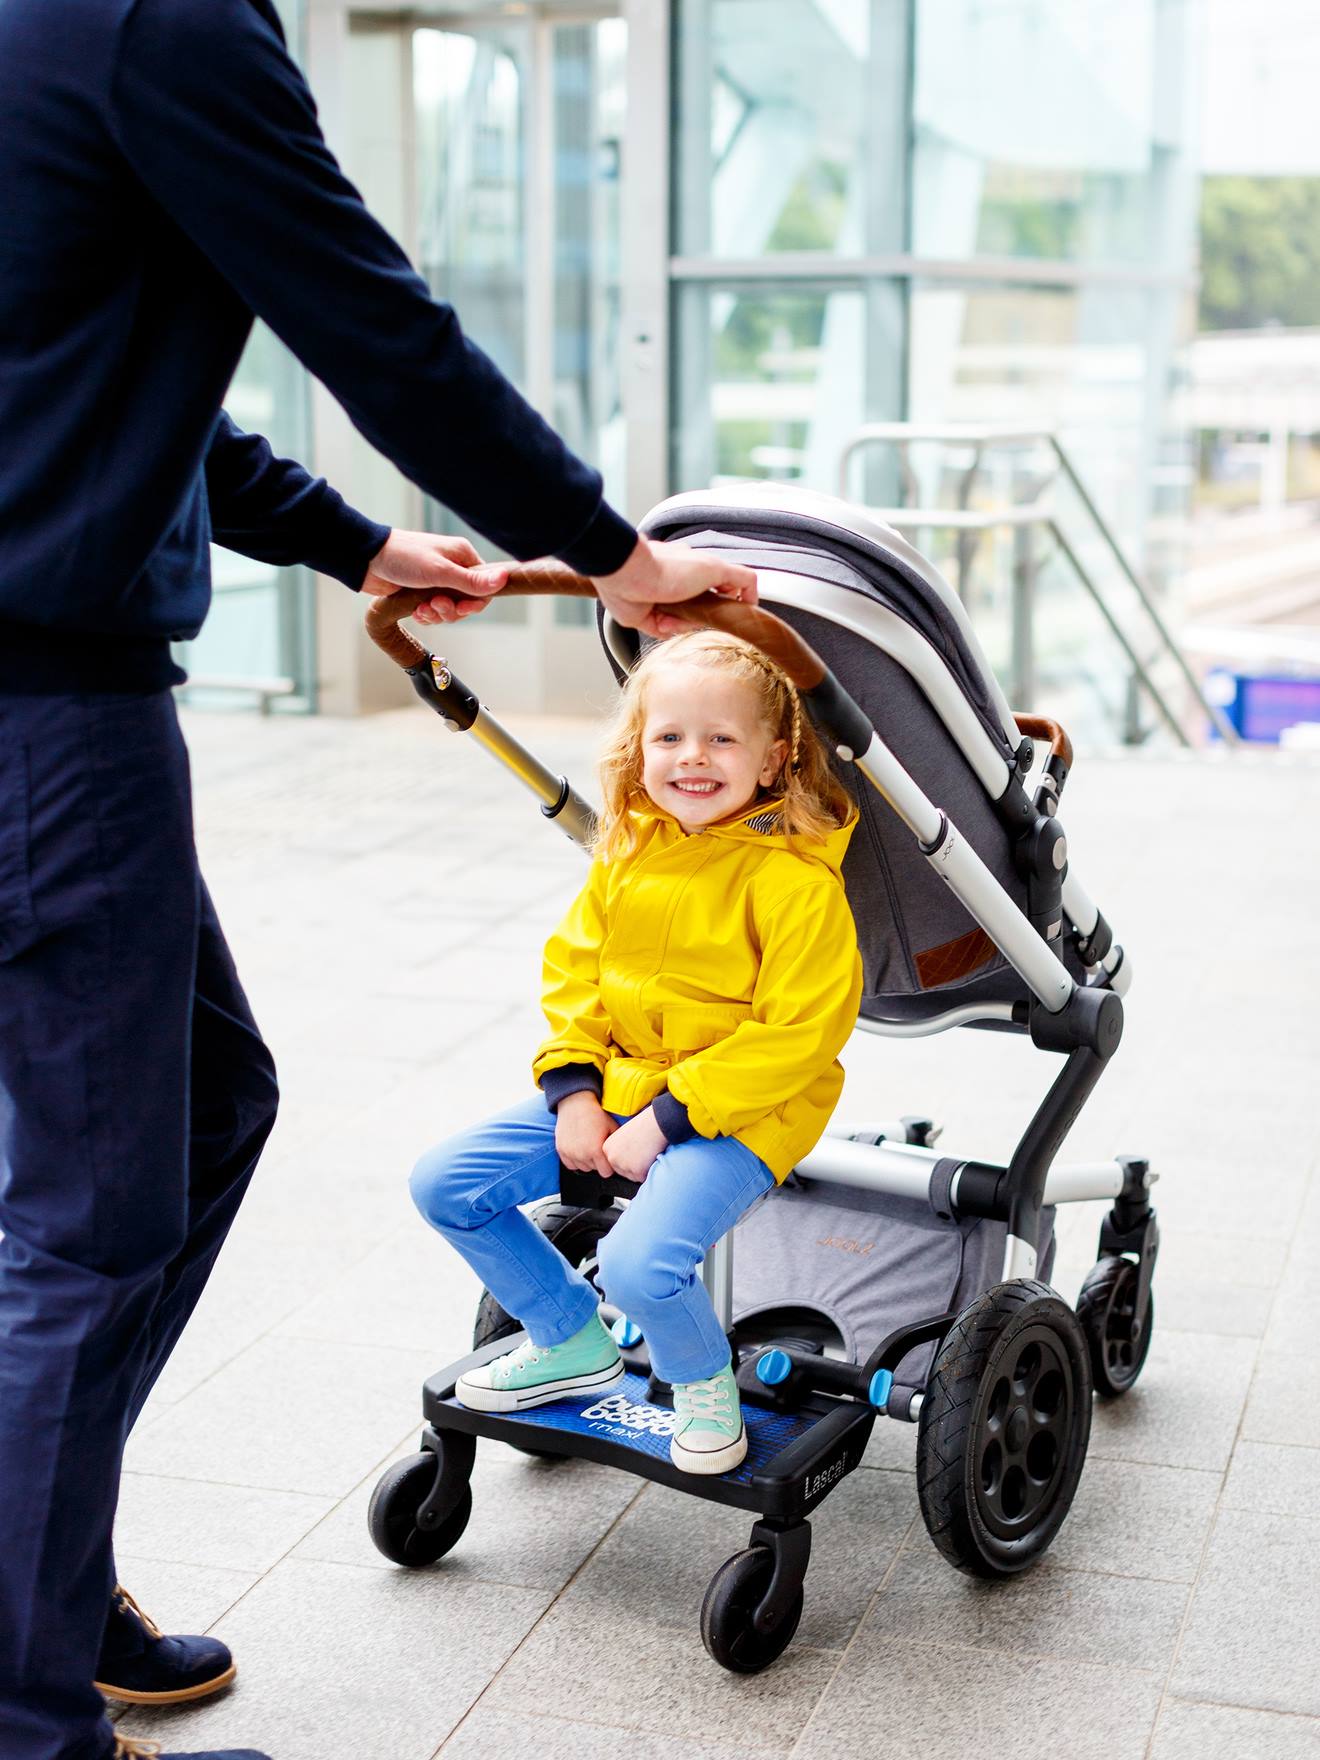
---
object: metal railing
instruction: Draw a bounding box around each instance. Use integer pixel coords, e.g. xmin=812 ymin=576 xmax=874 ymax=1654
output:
xmin=838 ymin=424 xmax=1239 ymax=748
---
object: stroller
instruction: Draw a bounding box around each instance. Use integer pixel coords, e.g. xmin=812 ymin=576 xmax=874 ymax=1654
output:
xmin=365 ymin=482 xmax=1159 ymax=1674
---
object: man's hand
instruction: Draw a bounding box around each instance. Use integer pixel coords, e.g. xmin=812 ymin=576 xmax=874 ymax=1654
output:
xmin=555 ymin=1091 xmax=617 ymax=1178
xmin=602 ymin=1105 xmax=668 ymax=1184
xmin=361 ymin=530 xmax=509 ymax=625
xmin=590 ymin=535 xmax=757 ymax=639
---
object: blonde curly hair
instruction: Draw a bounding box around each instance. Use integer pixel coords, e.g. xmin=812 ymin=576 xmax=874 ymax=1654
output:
xmin=594 ymin=629 xmax=853 ymax=861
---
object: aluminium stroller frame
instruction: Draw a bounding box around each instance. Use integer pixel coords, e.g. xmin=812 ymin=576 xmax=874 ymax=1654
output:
xmin=363 ymin=501 xmax=1159 ymax=1672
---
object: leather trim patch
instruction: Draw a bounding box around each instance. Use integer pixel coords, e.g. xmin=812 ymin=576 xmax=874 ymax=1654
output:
xmin=915 ymin=927 xmax=997 ymax=989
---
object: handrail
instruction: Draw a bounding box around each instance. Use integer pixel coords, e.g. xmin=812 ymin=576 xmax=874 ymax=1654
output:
xmin=838 ymin=423 xmax=1240 ymax=747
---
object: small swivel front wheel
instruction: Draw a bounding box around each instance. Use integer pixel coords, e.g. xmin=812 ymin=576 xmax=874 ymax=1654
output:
xmin=1077 ymin=1256 xmax=1154 ymax=1398
xmin=701 ymin=1548 xmax=803 ymax=1674
xmin=368 ymin=1444 xmax=473 ymax=1567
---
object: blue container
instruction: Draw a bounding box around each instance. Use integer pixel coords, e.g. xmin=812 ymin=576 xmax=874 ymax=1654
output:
xmin=1207 ymin=669 xmax=1320 ymax=743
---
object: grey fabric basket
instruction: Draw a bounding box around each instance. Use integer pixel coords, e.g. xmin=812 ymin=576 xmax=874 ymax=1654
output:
xmin=730 ymin=1169 xmax=1057 ymax=1416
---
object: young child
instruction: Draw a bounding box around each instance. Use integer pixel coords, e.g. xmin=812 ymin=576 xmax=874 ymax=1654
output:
xmin=410 ymin=629 xmax=862 ymax=1474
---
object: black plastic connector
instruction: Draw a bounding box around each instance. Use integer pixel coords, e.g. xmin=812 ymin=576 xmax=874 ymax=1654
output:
xmin=1075 ymin=909 xmax=1114 ymax=968
xmin=408 ymin=656 xmax=479 ymax=731
xmin=1028 ymin=986 xmax=1123 ymax=1060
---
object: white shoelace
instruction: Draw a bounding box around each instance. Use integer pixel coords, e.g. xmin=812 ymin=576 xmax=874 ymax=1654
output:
xmin=499 ymin=1338 xmax=546 ymax=1375
xmin=675 ymin=1375 xmax=733 ymax=1422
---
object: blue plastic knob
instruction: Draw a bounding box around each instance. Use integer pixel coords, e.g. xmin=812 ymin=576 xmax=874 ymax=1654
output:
xmin=755 ymin=1348 xmax=794 ymax=1387
xmin=611 ymin=1316 xmax=643 ymax=1348
xmin=867 ymin=1368 xmax=894 ymax=1410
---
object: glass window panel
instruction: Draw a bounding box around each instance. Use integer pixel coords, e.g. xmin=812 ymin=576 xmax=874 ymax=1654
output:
xmin=414 ymin=26 xmax=529 ymax=623
xmin=552 ymin=19 xmax=627 ymax=628
xmin=673 ymin=1 xmax=906 ymax=259
xmin=673 ymin=281 xmax=903 ymax=494
xmin=904 ymin=278 xmax=1191 ymax=735
xmin=911 ymin=0 xmax=1196 ymax=267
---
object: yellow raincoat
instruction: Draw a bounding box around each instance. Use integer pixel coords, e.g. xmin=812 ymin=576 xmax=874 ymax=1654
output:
xmin=533 ymin=802 xmax=862 ymax=1181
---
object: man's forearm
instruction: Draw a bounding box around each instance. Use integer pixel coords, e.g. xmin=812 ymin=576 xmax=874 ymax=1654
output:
xmin=205 ymin=413 xmax=390 ymax=589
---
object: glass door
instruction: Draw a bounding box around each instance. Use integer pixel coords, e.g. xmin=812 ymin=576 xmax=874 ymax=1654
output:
xmin=412 ymin=9 xmax=627 ymax=624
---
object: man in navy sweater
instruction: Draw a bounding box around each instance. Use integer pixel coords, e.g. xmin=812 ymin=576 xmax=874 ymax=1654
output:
xmin=0 ymin=3 xmax=756 ymax=1758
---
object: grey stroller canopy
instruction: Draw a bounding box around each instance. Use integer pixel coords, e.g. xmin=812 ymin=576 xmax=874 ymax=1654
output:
xmin=638 ymin=483 xmax=1103 ymax=1026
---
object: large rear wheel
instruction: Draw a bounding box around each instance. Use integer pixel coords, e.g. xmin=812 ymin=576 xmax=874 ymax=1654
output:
xmin=917 ymin=1279 xmax=1092 ymax=1578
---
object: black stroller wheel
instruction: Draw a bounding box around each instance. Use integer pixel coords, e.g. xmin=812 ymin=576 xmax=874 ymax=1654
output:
xmin=1077 ymin=1256 xmax=1154 ymax=1397
xmin=368 ymin=1449 xmax=473 ymax=1567
xmin=917 ymin=1279 xmax=1092 ymax=1579
xmin=701 ymin=1548 xmax=803 ymax=1674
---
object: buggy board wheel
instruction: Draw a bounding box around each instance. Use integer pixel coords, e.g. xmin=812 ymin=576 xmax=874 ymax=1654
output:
xmin=1077 ymin=1256 xmax=1153 ymax=1398
xmin=472 ymin=1199 xmax=622 ymax=1460
xmin=700 ymin=1548 xmax=803 ymax=1674
xmin=916 ymin=1278 xmax=1092 ymax=1579
xmin=368 ymin=1450 xmax=472 ymax=1567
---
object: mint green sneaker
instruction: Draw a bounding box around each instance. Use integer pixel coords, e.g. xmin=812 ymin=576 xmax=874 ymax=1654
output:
xmin=455 ymin=1312 xmax=623 ymax=1413
xmin=669 ymin=1364 xmax=747 ymax=1475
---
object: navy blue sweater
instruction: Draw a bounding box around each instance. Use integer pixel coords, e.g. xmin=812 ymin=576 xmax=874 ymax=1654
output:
xmin=0 ymin=0 xmax=637 ymax=693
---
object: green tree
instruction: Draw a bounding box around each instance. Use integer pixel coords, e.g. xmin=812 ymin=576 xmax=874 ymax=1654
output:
xmin=1199 ymin=176 xmax=1320 ymax=331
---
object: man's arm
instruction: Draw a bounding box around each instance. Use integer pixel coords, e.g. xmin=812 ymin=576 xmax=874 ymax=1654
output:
xmin=109 ymin=1 xmax=755 ymax=632
xmin=205 ymin=413 xmax=390 ymax=589
xmin=110 ymin=2 xmax=629 ymax=575
xmin=206 ymin=412 xmax=508 ymax=610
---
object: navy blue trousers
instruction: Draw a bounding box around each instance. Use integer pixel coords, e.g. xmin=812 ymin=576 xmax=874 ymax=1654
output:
xmin=0 ymin=689 xmax=279 ymax=1760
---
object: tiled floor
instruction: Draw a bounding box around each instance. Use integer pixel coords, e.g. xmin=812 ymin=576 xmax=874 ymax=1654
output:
xmin=113 ymin=706 xmax=1320 ymax=1760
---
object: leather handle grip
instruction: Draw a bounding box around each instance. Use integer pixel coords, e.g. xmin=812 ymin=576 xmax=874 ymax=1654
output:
xmin=1014 ymin=713 xmax=1074 ymax=772
xmin=363 ymin=560 xmax=829 ymax=692
xmin=362 ymin=560 xmax=595 ymax=671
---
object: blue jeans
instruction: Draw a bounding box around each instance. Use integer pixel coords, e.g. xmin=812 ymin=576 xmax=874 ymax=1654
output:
xmin=0 ymin=689 xmax=279 ymax=1760
xmin=411 ymin=1094 xmax=775 ymax=1386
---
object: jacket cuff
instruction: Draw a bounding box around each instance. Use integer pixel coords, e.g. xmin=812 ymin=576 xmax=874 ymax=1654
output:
xmin=538 ymin=1063 xmax=604 ymax=1111
xmin=553 ymin=499 xmax=639 ymax=578
xmin=318 ymin=506 xmax=392 ymax=590
xmin=652 ymin=1088 xmax=697 ymax=1145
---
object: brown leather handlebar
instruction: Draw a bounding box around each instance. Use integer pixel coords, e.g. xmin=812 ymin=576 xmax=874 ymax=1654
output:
xmin=363 ymin=560 xmax=829 ymax=692
xmin=1014 ymin=713 xmax=1073 ymax=772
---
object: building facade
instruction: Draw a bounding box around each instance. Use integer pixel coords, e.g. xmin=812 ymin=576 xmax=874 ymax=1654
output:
xmin=184 ymin=0 xmax=1202 ymax=720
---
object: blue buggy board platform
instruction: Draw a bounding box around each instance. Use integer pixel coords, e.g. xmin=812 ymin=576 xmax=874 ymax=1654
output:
xmin=423 ymin=1340 xmax=876 ymax=1520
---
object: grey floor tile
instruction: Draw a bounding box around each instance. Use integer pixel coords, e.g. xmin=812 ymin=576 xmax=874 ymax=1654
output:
xmin=1045 ymin=1456 xmax=1220 ymax=1583
xmin=552 ymin=1469 xmax=913 ymax=1652
xmin=1086 ymin=1331 xmax=1257 ymax=1472
xmin=1150 ymin=1699 xmax=1320 ymax=1759
xmin=861 ymin=1542 xmax=1187 ymax=1670
xmin=139 ymin=1228 xmax=386 ymax=1417
xmin=793 ymin=1634 xmax=1161 ymax=1760
xmin=294 ymin=1435 xmax=644 ymax=1593
xmin=118 ymin=1557 xmax=550 ymax=1760
xmin=483 ymin=1602 xmax=839 ymax=1751
xmin=115 ymin=1474 xmax=335 ymax=1574
xmin=1222 ymin=1439 xmax=1320 ymax=1516
xmin=440 ymin=1706 xmax=784 ymax=1760
xmin=1266 ymin=1265 xmax=1320 ymax=1337
xmin=123 ymin=1335 xmax=437 ymax=1497
xmin=1244 ymin=1348 xmax=1320 ymax=1448
xmin=1172 ymin=1507 xmax=1320 ymax=1716
xmin=273 ymin=1221 xmax=486 ymax=1354
xmin=108 ymin=1558 xmax=262 ymax=1639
